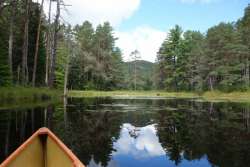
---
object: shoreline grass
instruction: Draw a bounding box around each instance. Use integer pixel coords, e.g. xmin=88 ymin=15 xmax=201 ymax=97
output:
xmin=202 ymin=91 xmax=250 ymax=102
xmin=0 ymin=86 xmax=62 ymax=105
xmin=1 ymin=87 xmax=250 ymax=104
xmin=69 ymin=90 xmax=198 ymax=98
xmin=69 ymin=90 xmax=250 ymax=103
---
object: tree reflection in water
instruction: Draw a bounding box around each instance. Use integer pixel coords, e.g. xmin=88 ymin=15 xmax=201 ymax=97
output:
xmin=0 ymin=98 xmax=250 ymax=167
xmin=156 ymin=101 xmax=250 ymax=167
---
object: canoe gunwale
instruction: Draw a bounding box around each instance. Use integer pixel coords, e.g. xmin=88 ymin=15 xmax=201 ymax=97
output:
xmin=0 ymin=127 xmax=85 ymax=167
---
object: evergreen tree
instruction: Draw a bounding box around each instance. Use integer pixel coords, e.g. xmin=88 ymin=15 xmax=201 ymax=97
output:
xmin=183 ymin=31 xmax=206 ymax=91
xmin=155 ymin=5 xmax=250 ymax=92
xmin=238 ymin=4 xmax=250 ymax=87
xmin=158 ymin=25 xmax=183 ymax=91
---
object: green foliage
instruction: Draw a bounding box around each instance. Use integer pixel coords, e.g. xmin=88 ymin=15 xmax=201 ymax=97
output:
xmin=68 ymin=21 xmax=125 ymax=90
xmin=124 ymin=60 xmax=154 ymax=90
xmin=1 ymin=2 xmax=250 ymax=93
xmin=0 ymin=86 xmax=61 ymax=104
xmin=0 ymin=37 xmax=11 ymax=86
xmin=0 ymin=1 xmax=46 ymax=86
xmin=155 ymin=4 xmax=250 ymax=92
xmin=0 ymin=7 xmax=11 ymax=86
xmin=55 ymin=25 xmax=72 ymax=89
xmin=1 ymin=4 xmax=124 ymax=91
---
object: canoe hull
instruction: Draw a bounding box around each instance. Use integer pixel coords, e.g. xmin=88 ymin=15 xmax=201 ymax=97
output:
xmin=0 ymin=127 xmax=85 ymax=167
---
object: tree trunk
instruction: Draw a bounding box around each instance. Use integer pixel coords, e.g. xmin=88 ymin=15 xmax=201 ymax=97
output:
xmin=64 ymin=54 xmax=70 ymax=96
xmin=48 ymin=0 xmax=60 ymax=88
xmin=45 ymin=0 xmax=52 ymax=86
xmin=63 ymin=96 xmax=68 ymax=128
xmin=209 ymin=76 xmax=214 ymax=91
xmin=17 ymin=65 xmax=20 ymax=83
xmin=21 ymin=0 xmax=30 ymax=85
xmin=32 ymin=0 xmax=44 ymax=86
xmin=0 ymin=1 xmax=5 ymax=16
xmin=246 ymin=58 xmax=250 ymax=86
xmin=134 ymin=59 xmax=137 ymax=90
xmin=8 ymin=0 xmax=15 ymax=82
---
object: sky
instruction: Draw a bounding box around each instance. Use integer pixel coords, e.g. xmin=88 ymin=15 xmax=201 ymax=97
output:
xmin=45 ymin=0 xmax=250 ymax=62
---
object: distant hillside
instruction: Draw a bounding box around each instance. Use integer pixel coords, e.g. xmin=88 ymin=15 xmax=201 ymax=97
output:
xmin=123 ymin=60 xmax=155 ymax=90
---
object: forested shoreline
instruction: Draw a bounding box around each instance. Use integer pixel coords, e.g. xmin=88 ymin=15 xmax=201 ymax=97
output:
xmin=0 ymin=0 xmax=61 ymax=87
xmin=155 ymin=5 xmax=250 ymax=92
xmin=0 ymin=1 xmax=250 ymax=94
xmin=0 ymin=0 xmax=125 ymax=91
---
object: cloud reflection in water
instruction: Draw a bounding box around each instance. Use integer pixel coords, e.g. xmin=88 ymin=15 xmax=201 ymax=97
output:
xmin=113 ymin=123 xmax=165 ymax=159
xmin=87 ymin=123 xmax=211 ymax=167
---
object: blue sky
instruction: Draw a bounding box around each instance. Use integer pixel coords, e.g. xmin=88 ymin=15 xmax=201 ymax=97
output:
xmin=119 ymin=0 xmax=249 ymax=32
xmin=52 ymin=0 xmax=250 ymax=62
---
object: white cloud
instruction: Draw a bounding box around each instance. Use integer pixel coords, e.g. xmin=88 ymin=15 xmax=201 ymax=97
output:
xmin=113 ymin=123 xmax=166 ymax=159
xmin=44 ymin=0 xmax=140 ymax=26
xmin=115 ymin=27 xmax=166 ymax=62
xmin=42 ymin=0 xmax=165 ymax=62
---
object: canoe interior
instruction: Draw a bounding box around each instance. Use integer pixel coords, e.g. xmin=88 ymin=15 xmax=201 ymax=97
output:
xmin=1 ymin=128 xmax=85 ymax=167
xmin=6 ymin=136 xmax=44 ymax=167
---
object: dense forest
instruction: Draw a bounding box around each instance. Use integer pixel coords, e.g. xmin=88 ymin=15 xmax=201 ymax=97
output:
xmin=123 ymin=60 xmax=154 ymax=90
xmin=0 ymin=0 xmax=126 ymax=91
xmin=0 ymin=1 xmax=250 ymax=92
xmin=155 ymin=5 xmax=250 ymax=92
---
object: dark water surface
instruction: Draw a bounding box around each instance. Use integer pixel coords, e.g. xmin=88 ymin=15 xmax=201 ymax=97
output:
xmin=1 ymin=97 xmax=250 ymax=167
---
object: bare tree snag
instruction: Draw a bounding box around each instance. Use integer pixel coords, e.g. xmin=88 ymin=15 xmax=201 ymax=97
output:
xmin=48 ymin=0 xmax=60 ymax=88
xmin=21 ymin=0 xmax=31 ymax=85
xmin=32 ymin=0 xmax=44 ymax=86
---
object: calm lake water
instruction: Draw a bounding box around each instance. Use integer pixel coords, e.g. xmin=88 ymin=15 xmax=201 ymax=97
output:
xmin=1 ymin=97 xmax=250 ymax=167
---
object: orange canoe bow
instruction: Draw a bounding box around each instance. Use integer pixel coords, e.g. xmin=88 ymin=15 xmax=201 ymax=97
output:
xmin=0 ymin=127 xmax=85 ymax=167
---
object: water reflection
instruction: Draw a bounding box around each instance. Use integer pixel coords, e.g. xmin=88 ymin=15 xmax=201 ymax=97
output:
xmin=97 ymin=123 xmax=210 ymax=167
xmin=113 ymin=124 xmax=165 ymax=159
xmin=0 ymin=98 xmax=250 ymax=167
